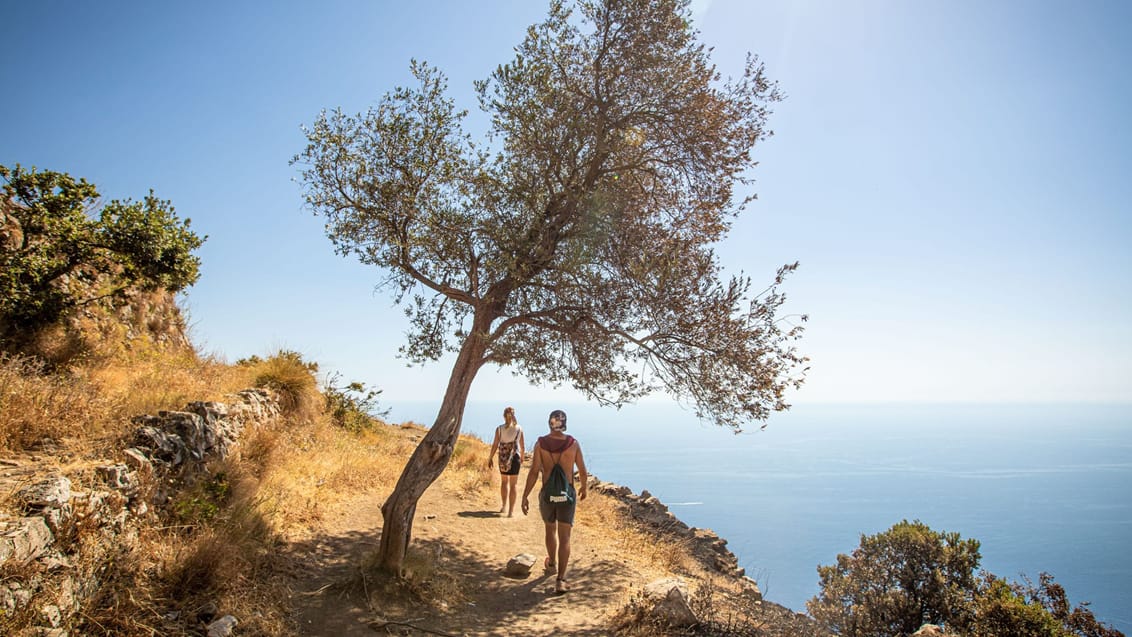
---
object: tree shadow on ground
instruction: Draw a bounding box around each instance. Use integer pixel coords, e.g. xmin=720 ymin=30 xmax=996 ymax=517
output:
xmin=285 ymin=526 xmax=631 ymax=637
xmin=455 ymin=510 xmax=501 ymax=519
xmin=285 ymin=528 xmax=383 ymax=636
xmin=413 ymin=535 xmax=633 ymax=637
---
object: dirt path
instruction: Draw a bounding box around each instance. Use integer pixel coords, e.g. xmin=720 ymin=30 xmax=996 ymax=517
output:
xmin=288 ymin=480 xmax=654 ymax=636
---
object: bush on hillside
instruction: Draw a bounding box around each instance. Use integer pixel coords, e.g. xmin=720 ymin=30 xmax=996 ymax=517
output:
xmin=809 ymin=521 xmax=1125 ymax=637
xmin=808 ymin=520 xmax=981 ymax=636
xmin=323 ymin=372 xmax=389 ymax=433
xmin=0 ymin=164 xmax=205 ymax=353
xmin=971 ymin=575 xmax=1066 ymax=637
xmin=974 ymin=573 xmax=1125 ymax=637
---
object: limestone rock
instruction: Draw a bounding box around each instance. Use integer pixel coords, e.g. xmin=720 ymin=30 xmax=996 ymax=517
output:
xmin=642 ymin=577 xmax=699 ymax=628
xmin=134 ymin=423 xmax=189 ymax=465
xmin=913 ymin=624 xmax=953 ymax=637
xmin=19 ymin=475 xmax=72 ymax=510
xmin=206 ymin=614 xmax=238 ymax=637
xmin=505 ymin=552 xmax=537 ymax=577
xmin=40 ymin=603 xmax=63 ymax=627
xmin=0 ymin=517 xmax=55 ymax=565
xmin=644 ymin=576 xmax=688 ymax=599
xmin=740 ymin=575 xmax=763 ymax=601
xmin=97 ymin=464 xmax=139 ymax=496
xmin=122 ymin=447 xmax=154 ymax=473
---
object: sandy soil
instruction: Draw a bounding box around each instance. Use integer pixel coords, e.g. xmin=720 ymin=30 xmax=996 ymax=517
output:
xmin=284 ymin=428 xmax=822 ymax=637
xmin=287 ymin=479 xmax=667 ymax=636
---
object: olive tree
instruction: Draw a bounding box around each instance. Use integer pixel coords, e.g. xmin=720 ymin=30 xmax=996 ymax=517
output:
xmin=294 ymin=0 xmax=807 ymax=573
xmin=0 ymin=164 xmax=204 ymax=348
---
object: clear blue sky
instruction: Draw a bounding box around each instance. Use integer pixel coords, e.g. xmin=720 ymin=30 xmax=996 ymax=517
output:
xmin=3 ymin=1 xmax=1130 ymax=412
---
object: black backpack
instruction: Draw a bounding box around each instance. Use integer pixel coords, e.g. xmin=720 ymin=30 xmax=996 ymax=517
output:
xmin=542 ymin=450 xmax=575 ymax=505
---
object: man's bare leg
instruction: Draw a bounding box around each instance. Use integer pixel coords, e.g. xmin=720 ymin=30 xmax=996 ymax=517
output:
xmin=556 ymin=521 xmax=572 ymax=589
xmin=544 ymin=522 xmax=558 ymax=570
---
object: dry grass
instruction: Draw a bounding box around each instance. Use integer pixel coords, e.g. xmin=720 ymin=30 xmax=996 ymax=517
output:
xmin=248 ymin=417 xmax=492 ymax=539
xmin=1 ymin=330 xmax=499 ymax=635
xmin=248 ymin=419 xmax=406 ymax=537
xmin=447 ymin=434 xmax=495 ymax=497
xmin=0 ymin=343 xmax=253 ymax=455
xmin=578 ymin=493 xmax=694 ymax=575
xmin=80 ymin=462 xmax=292 ymax=636
xmin=85 ymin=346 xmax=252 ymax=416
xmin=0 ymin=353 xmax=107 ymax=450
xmin=245 ymin=350 xmax=321 ymax=423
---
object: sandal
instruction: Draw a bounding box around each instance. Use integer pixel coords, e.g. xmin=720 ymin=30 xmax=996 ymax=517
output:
xmin=544 ymin=556 xmax=556 ymax=572
xmin=555 ymin=578 xmax=569 ymax=594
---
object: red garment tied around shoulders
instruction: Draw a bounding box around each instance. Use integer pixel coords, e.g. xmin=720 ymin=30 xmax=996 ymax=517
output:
xmin=538 ymin=435 xmax=575 ymax=454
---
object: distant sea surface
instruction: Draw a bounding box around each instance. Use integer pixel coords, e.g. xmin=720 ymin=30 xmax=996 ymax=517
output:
xmin=385 ymin=400 xmax=1132 ymax=633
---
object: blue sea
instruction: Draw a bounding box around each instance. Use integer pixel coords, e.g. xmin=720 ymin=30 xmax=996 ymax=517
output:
xmin=385 ymin=400 xmax=1132 ymax=633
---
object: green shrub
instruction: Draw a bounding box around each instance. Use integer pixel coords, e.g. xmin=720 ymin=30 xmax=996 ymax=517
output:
xmin=972 ymin=576 xmax=1065 ymax=637
xmin=0 ymin=164 xmax=204 ymax=348
xmin=174 ymin=472 xmax=231 ymax=525
xmin=323 ymin=372 xmax=388 ymax=433
xmin=809 ymin=522 xmax=1126 ymax=637
xmin=998 ymin=573 xmax=1125 ymax=637
xmin=807 ymin=520 xmax=981 ymax=637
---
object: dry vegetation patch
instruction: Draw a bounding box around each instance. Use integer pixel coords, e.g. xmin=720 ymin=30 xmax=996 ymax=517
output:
xmin=576 ymin=493 xmax=695 ymax=576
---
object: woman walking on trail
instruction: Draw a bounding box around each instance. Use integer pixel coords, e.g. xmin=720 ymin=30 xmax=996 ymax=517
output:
xmin=488 ymin=406 xmax=525 ymax=516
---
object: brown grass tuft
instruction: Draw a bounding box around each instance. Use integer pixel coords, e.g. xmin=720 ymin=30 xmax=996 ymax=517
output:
xmin=0 ymin=353 xmax=105 ymax=450
xmin=245 ymin=350 xmax=321 ymax=422
xmin=0 ymin=341 xmax=252 ymax=454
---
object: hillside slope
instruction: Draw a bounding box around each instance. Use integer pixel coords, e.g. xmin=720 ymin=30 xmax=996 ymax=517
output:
xmin=281 ymin=423 xmax=826 ymax=637
xmin=1 ymin=346 xmax=825 ymax=635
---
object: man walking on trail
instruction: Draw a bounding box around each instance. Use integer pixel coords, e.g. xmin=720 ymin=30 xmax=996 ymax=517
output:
xmin=521 ymin=409 xmax=588 ymax=594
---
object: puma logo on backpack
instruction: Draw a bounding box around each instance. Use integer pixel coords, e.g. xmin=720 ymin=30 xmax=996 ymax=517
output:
xmin=543 ymin=457 xmax=575 ymax=505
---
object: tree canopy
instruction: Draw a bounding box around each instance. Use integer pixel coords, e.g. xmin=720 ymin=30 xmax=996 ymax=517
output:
xmin=296 ymin=0 xmax=806 ymax=431
xmin=0 ymin=164 xmax=204 ymax=345
xmin=294 ymin=0 xmax=807 ymax=572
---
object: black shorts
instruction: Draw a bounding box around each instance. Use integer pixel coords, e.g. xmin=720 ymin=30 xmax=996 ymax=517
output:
xmin=500 ymin=453 xmax=521 ymax=476
xmin=539 ymin=492 xmax=576 ymax=525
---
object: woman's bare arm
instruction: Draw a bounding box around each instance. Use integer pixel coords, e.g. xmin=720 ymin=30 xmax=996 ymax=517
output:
xmin=487 ymin=427 xmax=500 ymax=468
xmin=575 ymin=444 xmax=588 ymax=501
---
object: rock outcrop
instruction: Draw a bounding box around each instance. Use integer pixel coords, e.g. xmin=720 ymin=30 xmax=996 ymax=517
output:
xmin=0 ymin=388 xmax=280 ymax=636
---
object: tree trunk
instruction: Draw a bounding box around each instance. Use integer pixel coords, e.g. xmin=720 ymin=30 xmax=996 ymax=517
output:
xmin=375 ymin=325 xmax=490 ymax=574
